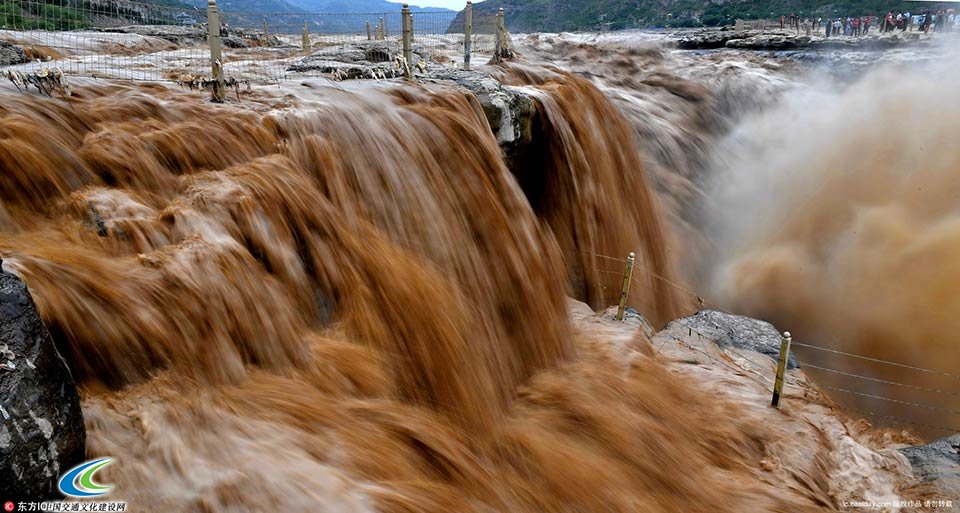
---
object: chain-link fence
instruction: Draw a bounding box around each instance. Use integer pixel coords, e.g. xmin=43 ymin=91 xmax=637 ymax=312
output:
xmin=1 ymin=0 xmax=501 ymax=86
xmin=1 ymin=0 xmax=211 ymax=82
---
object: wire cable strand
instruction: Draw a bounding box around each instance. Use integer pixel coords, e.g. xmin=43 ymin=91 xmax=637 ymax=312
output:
xmin=563 ymin=247 xmax=627 ymax=263
xmin=792 ymin=341 xmax=960 ymax=382
xmin=816 ymin=384 xmax=960 ymax=416
xmin=802 ymin=363 xmax=960 ymax=398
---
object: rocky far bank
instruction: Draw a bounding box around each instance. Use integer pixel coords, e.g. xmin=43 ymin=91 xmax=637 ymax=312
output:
xmin=675 ymin=27 xmax=930 ymax=51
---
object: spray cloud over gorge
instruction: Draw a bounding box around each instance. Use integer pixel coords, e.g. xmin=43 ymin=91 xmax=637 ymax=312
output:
xmin=703 ymin=44 xmax=960 ymax=429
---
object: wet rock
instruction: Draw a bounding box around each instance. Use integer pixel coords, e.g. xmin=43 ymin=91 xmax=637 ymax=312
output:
xmin=426 ymin=68 xmax=535 ymax=149
xmin=676 ymin=28 xmax=926 ymax=52
xmin=900 ymin=434 xmax=960 ymax=499
xmin=0 ymin=266 xmax=85 ymax=500
xmin=665 ymin=310 xmax=799 ymax=368
xmin=0 ymin=41 xmax=28 ymax=66
xmin=677 ymin=30 xmax=755 ymax=49
xmin=288 ymin=42 xmax=420 ymax=78
xmin=98 ymin=25 xmax=207 ymax=46
xmin=727 ymin=35 xmax=811 ymax=50
xmin=221 ymin=36 xmax=250 ymax=49
xmin=287 ymin=59 xmax=404 ymax=80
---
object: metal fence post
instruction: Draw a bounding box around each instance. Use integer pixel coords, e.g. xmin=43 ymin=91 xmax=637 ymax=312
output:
xmin=366 ymin=21 xmax=372 ymax=40
xmin=771 ymin=331 xmax=792 ymax=407
xmin=615 ymin=252 xmax=636 ymax=321
xmin=207 ymin=0 xmax=225 ymax=102
xmin=302 ymin=21 xmax=309 ymax=53
xmin=463 ymin=1 xmax=472 ymax=70
xmin=401 ymin=4 xmax=412 ymax=79
xmin=494 ymin=7 xmax=505 ymax=62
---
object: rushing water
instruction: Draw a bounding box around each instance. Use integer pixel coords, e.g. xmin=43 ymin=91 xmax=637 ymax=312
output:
xmin=511 ymin=32 xmax=960 ymax=438
xmin=0 ymin=70 xmax=809 ymax=510
xmin=3 ymin=29 xmax=956 ymax=506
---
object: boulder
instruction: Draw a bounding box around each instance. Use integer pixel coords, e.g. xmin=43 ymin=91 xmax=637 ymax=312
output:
xmin=726 ymin=34 xmax=811 ymax=50
xmin=677 ymin=30 xmax=750 ymax=49
xmin=900 ymin=434 xmax=960 ymax=500
xmin=665 ymin=310 xmax=799 ymax=369
xmin=221 ymin=36 xmax=250 ymax=49
xmin=0 ymin=266 xmax=85 ymax=500
xmin=0 ymin=41 xmax=28 ymax=67
xmin=99 ymin=25 xmax=207 ymax=46
xmin=426 ymin=68 xmax=535 ymax=150
xmin=288 ymin=42 xmax=420 ymax=78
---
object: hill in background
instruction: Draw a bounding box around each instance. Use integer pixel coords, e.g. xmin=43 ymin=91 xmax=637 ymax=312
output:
xmin=194 ymin=0 xmax=451 ymax=33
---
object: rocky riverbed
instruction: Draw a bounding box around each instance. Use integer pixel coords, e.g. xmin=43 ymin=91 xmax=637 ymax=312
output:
xmin=675 ymin=27 xmax=930 ymax=51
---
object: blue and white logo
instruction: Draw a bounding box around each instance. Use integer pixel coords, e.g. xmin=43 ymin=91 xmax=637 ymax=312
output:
xmin=58 ymin=458 xmax=114 ymax=498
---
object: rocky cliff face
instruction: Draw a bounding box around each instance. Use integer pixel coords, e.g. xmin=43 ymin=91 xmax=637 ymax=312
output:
xmin=0 ymin=267 xmax=85 ymax=500
xmin=0 ymin=41 xmax=28 ymax=67
xmin=901 ymin=434 xmax=960 ymax=501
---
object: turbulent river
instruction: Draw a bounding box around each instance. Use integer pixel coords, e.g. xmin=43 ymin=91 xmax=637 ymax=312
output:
xmin=0 ymin=29 xmax=957 ymax=510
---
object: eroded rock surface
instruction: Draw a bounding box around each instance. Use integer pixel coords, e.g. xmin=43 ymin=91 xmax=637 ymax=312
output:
xmin=0 ymin=267 xmax=85 ymax=500
xmin=901 ymin=434 xmax=960 ymax=501
xmin=427 ymin=68 xmax=535 ymax=150
xmin=665 ymin=309 xmax=799 ymax=368
xmin=0 ymin=41 xmax=28 ymax=66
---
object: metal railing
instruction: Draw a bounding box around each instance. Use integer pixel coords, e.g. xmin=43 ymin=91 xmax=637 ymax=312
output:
xmin=1 ymin=0 xmax=210 ymax=82
xmin=1 ymin=0 xmax=506 ymax=92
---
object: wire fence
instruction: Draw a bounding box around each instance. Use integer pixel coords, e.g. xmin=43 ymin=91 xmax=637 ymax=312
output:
xmin=569 ymin=245 xmax=960 ymax=437
xmin=2 ymin=0 xmax=209 ymax=83
xmin=1 ymin=0 xmax=496 ymax=86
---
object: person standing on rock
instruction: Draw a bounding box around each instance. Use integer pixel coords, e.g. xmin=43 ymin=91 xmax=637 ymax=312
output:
xmin=904 ymin=11 xmax=912 ymax=30
xmin=862 ymin=16 xmax=871 ymax=35
xmin=825 ymin=17 xmax=832 ymax=36
xmin=852 ymin=16 xmax=860 ymax=36
xmin=923 ymin=11 xmax=932 ymax=33
xmin=780 ymin=15 xmax=785 ymax=29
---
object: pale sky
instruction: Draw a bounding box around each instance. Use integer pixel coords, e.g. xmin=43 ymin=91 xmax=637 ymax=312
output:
xmin=385 ymin=0 xmax=480 ymax=11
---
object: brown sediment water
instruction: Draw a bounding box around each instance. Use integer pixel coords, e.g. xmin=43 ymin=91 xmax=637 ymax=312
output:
xmin=493 ymin=63 xmax=686 ymax=324
xmin=0 ymin=73 xmax=813 ymax=510
xmin=709 ymin=65 xmax=960 ymax=437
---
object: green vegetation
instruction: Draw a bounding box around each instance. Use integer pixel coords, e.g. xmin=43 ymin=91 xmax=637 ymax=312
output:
xmin=469 ymin=0 xmax=953 ymax=32
xmin=0 ymin=1 xmax=89 ymax=30
xmin=0 ymin=0 xmax=199 ymax=31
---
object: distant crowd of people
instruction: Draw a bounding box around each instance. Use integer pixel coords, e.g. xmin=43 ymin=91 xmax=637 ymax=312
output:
xmin=776 ymin=11 xmax=959 ymax=37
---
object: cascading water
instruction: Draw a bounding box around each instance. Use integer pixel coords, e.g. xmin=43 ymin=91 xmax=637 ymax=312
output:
xmin=0 ymin=73 xmax=815 ymax=510
xmin=509 ymin=33 xmax=960 ymax=439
